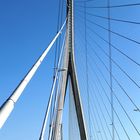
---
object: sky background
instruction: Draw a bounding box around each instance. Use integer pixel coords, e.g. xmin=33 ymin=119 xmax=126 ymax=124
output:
xmin=0 ymin=0 xmax=63 ymax=139
xmin=0 ymin=0 xmax=140 ymax=140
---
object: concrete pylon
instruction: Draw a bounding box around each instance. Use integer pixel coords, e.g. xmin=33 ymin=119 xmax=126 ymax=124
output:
xmin=53 ymin=0 xmax=88 ymax=139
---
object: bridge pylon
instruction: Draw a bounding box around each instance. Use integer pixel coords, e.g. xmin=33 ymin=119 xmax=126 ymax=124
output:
xmin=52 ymin=0 xmax=88 ymax=139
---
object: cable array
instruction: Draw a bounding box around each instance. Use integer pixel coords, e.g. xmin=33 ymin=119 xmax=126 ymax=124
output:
xmin=74 ymin=0 xmax=140 ymax=140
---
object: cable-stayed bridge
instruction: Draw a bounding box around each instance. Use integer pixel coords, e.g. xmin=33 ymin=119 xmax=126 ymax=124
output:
xmin=0 ymin=0 xmax=140 ymax=140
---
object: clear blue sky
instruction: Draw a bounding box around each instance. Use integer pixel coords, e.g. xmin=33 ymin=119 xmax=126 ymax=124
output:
xmin=0 ymin=0 xmax=63 ymax=139
xmin=0 ymin=0 xmax=140 ymax=140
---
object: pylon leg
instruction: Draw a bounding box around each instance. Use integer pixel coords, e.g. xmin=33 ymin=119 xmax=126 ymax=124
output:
xmin=52 ymin=0 xmax=88 ymax=139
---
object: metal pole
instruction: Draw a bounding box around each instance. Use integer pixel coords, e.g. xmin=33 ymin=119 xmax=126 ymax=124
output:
xmin=0 ymin=21 xmax=66 ymax=129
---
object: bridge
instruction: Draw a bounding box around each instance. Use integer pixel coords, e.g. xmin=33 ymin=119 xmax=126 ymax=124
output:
xmin=0 ymin=0 xmax=140 ymax=139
